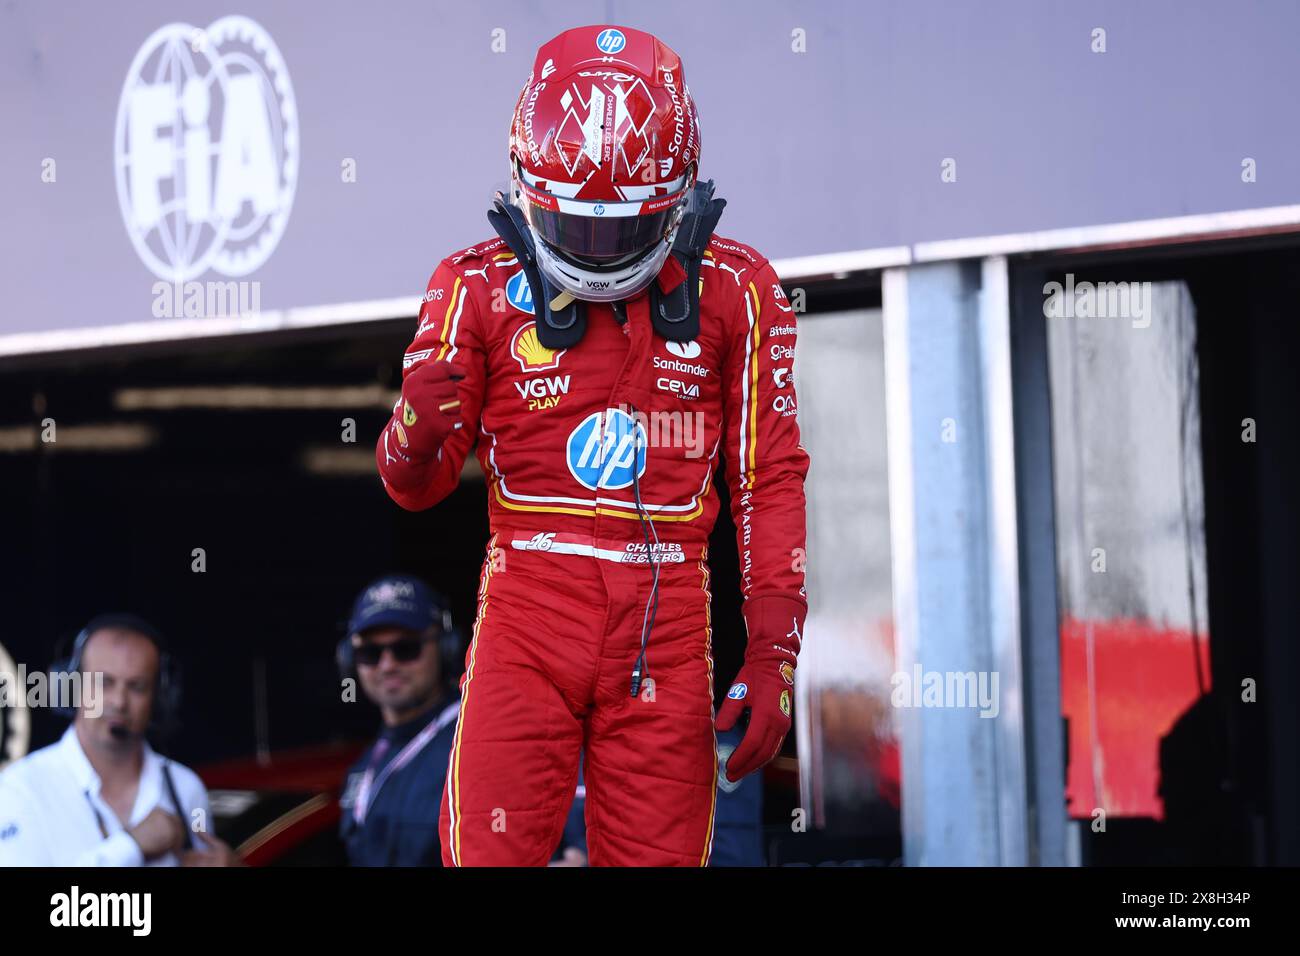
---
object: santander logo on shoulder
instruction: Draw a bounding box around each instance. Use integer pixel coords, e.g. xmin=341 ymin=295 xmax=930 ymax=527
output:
xmin=665 ymin=340 xmax=701 ymax=359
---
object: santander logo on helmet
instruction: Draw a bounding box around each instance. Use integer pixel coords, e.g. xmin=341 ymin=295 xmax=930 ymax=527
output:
xmin=506 ymin=26 xmax=702 ymax=304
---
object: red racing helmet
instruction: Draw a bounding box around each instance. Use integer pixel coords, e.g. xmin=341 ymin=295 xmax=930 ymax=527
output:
xmin=507 ymin=25 xmax=701 ymax=302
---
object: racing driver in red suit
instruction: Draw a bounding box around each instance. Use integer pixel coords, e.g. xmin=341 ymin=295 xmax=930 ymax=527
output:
xmin=375 ymin=24 xmax=809 ymax=866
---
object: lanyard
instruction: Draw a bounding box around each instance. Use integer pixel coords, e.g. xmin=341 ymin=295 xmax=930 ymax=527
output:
xmin=85 ymin=790 xmax=110 ymax=839
xmin=352 ymin=715 xmax=444 ymax=825
xmin=83 ymin=763 xmax=190 ymax=847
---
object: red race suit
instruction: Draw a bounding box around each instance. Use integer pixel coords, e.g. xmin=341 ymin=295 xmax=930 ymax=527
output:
xmin=377 ymin=235 xmax=809 ymax=866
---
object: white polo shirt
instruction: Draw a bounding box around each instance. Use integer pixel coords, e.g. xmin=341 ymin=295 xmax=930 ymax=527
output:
xmin=0 ymin=726 xmax=211 ymax=867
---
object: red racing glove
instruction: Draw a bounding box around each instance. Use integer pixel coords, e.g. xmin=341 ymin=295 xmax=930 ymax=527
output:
xmin=715 ymin=595 xmax=805 ymax=784
xmin=376 ymin=360 xmax=465 ymax=491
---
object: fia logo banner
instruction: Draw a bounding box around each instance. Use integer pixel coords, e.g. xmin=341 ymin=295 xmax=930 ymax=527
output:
xmin=115 ymin=16 xmax=299 ymax=281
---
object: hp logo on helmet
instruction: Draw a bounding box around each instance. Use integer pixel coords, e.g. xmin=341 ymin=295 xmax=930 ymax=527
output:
xmin=506 ymin=269 xmax=536 ymax=314
xmin=566 ymin=408 xmax=647 ymax=491
xmin=595 ymin=29 xmax=626 ymax=54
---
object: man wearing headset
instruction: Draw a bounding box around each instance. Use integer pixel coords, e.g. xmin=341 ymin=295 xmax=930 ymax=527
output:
xmin=0 ymin=614 xmax=239 ymax=866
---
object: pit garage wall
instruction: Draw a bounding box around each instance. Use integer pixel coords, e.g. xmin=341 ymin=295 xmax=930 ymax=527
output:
xmin=1045 ymin=282 xmax=1210 ymax=822
xmin=882 ymin=258 xmax=1031 ymax=866
xmin=879 ymin=260 xmax=1214 ymax=866
xmin=795 ymin=304 xmax=899 ymax=835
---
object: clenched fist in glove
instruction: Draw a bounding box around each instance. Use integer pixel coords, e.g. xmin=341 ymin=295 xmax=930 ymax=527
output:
xmin=715 ymin=594 xmax=805 ymax=784
xmin=376 ymin=360 xmax=465 ymax=492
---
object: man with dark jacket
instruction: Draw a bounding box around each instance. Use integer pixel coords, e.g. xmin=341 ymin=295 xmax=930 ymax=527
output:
xmin=338 ymin=574 xmax=585 ymax=865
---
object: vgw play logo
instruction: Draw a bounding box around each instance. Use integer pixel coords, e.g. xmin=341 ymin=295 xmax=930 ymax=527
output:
xmin=114 ymin=16 xmax=299 ymax=282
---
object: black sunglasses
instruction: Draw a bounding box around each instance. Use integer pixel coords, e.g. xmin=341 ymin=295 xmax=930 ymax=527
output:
xmin=353 ymin=635 xmax=430 ymax=667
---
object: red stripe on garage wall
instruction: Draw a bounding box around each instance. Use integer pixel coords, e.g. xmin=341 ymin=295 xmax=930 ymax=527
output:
xmin=1060 ymin=616 xmax=1211 ymax=820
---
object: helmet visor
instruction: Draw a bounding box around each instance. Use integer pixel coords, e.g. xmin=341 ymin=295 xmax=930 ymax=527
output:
xmin=517 ymin=180 xmax=686 ymax=264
